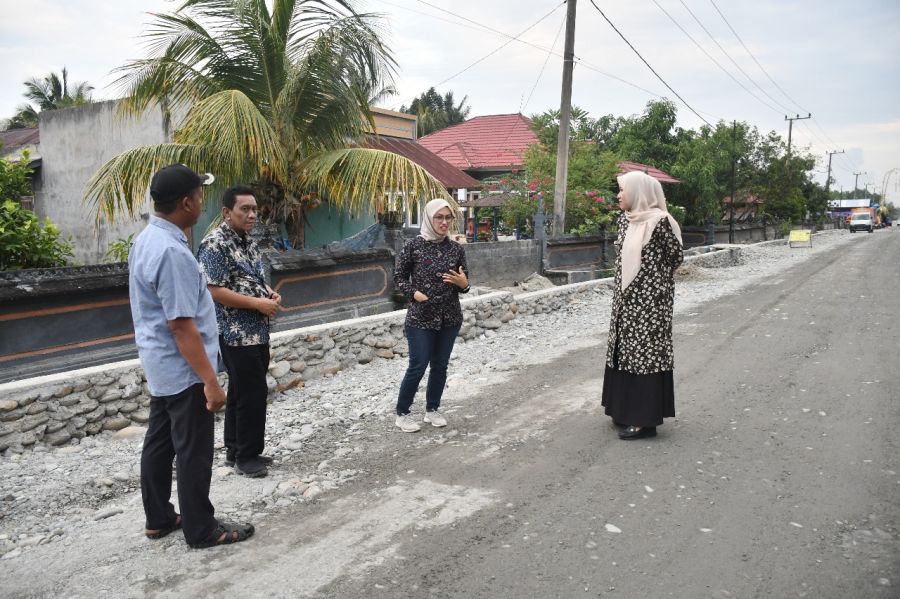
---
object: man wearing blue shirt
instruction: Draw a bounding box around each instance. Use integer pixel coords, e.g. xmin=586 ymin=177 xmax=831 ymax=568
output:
xmin=129 ymin=164 xmax=253 ymax=549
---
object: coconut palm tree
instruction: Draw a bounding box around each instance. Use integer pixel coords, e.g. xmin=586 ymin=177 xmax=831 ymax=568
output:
xmin=5 ymin=67 xmax=93 ymax=130
xmin=402 ymin=87 xmax=471 ymax=137
xmin=84 ymin=0 xmax=449 ymax=246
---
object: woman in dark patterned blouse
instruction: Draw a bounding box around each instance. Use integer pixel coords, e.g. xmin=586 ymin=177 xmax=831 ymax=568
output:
xmin=602 ymin=171 xmax=684 ymax=440
xmin=393 ymin=198 xmax=470 ymax=432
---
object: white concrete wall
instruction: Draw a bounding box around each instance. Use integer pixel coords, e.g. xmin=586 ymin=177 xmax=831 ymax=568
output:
xmin=35 ymin=100 xmax=175 ymax=265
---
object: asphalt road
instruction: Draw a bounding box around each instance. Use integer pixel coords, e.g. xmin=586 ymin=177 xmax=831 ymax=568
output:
xmin=145 ymin=231 xmax=900 ymax=598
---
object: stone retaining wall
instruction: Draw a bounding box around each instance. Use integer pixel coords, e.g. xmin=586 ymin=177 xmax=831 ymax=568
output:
xmin=0 ymin=291 xmax=516 ymax=453
xmin=0 ymin=244 xmax=748 ymax=454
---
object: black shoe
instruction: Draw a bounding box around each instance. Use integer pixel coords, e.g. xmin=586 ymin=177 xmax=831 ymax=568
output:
xmin=619 ymin=426 xmax=657 ymax=440
xmin=235 ymin=459 xmax=268 ymax=478
xmin=226 ymin=452 xmax=272 ymax=467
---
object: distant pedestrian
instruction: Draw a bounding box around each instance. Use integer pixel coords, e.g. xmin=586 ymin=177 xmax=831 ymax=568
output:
xmin=198 ymin=186 xmax=281 ymax=478
xmin=602 ymin=171 xmax=683 ymax=440
xmin=393 ymin=198 xmax=470 ymax=432
xmin=130 ymin=164 xmax=253 ymax=548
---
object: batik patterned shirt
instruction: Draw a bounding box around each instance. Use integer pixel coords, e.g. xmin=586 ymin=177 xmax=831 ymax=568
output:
xmin=394 ymin=236 xmax=470 ymax=331
xmin=198 ymin=222 xmax=271 ymax=347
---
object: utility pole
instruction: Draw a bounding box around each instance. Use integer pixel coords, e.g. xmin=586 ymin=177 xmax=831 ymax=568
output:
xmin=784 ymin=113 xmax=811 ymax=156
xmin=825 ymin=149 xmax=845 ymax=198
xmin=552 ymin=0 xmax=577 ymax=237
xmin=853 ymin=171 xmax=866 ymax=196
xmin=729 ymin=120 xmax=737 ymax=244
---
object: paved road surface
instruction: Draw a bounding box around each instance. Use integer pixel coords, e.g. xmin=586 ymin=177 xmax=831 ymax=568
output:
xmin=7 ymin=231 xmax=898 ymax=599
xmin=150 ymin=231 xmax=900 ymax=598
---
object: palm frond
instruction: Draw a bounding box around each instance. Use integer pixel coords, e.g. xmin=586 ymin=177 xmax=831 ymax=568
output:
xmin=83 ymin=143 xmax=208 ymax=224
xmin=298 ymin=148 xmax=453 ymax=216
xmin=275 ymin=45 xmax=369 ymax=156
xmin=114 ymin=11 xmax=229 ymax=117
xmin=174 ymin=89 xmax=288 ymax=185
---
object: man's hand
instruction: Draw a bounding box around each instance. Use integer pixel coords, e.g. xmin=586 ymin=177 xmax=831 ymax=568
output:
xmin=413 ymin=290 xmax=429 ymax=303
xmin=204 ymin=381 xmax=226 ymax=412
xmin=441 ymin=267 xmax=468 ymax=289
xmin=255 ymin=297 xmax=280 ymax=317
xmin=266 ymin=286 xmax=282 ymax=306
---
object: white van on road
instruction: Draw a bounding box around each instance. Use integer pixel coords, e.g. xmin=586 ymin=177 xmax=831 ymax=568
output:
xmin=849 ymin=212 xmax=874 ymax=233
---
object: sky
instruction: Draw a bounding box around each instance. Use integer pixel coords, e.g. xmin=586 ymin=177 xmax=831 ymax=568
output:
xmin=1 ymin=0 xmax=898 ymax=203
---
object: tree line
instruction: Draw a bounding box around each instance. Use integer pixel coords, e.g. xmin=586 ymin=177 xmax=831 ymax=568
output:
xmin=522 ymin=100 xmax=834 ymax=227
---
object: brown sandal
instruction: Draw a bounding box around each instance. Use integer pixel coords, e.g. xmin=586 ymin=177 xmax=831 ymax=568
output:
xmin=189 ymin=520 xmax=254 ymax=549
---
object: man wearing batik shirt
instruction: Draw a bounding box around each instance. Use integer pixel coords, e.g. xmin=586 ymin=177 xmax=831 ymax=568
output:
xmin=198 ymin=186 xmax=281 ymax=478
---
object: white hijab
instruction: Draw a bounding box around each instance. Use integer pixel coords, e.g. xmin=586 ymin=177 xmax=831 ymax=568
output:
xmin=418 ymin=198 xmax=453 ymax=243
xmin=618 ymin=171 xmax=683 ymax=291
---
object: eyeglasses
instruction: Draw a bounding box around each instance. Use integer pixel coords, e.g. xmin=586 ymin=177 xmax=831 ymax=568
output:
xmin=432 ymin=215 xmax=456 ymax=223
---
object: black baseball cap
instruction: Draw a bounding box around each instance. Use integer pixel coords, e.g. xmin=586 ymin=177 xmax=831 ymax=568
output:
xmin=149 ymin=164 xmax=215 ymax=205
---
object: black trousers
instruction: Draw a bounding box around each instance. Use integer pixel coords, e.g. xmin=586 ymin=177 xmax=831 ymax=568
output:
xmin=141 ymin=383 xmax=216 ymax=544
xmin=219 ymin=338 xmax=270 ymax=463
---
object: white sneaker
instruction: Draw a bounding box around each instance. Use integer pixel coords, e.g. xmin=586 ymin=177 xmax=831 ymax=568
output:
xmin=423 ymin=410 xmax=447 ymax=427
xmin=395 ymin=414 xmax=421 ymax=433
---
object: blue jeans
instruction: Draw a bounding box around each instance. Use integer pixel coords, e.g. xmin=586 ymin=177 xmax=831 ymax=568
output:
xmin=396 ymin=324 xmax=461 ymax=415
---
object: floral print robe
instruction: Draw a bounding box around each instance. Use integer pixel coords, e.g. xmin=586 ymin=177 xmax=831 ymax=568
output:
xmin=606 ymin=212 xmax=684 ymax=374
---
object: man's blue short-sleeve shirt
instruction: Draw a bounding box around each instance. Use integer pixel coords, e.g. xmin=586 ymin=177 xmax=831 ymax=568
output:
xmin=129 ymin=216 xmax=219 ymax=396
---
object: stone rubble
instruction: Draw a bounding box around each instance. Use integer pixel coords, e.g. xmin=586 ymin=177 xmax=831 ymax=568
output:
xmin=0 ymin=232 xmax=854 ymax=561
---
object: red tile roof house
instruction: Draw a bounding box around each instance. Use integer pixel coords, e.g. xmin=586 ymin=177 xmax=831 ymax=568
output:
xmin=418 ymin=113 xmax=538 ymax=183
xmin=418 ymin=114 xmax=680 ymax=239
xmin=418 ymin=114 xmax=538 ymax=240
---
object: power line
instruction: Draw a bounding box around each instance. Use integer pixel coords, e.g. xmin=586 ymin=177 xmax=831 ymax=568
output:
xmin=650 ymin=0 xmax=782 ymax=116
xmin=415 ymin=0 xmax=562 ymax=55
xmin=588 ymin=0 xmax=711 ymax=125
xmin=703 ymin=0 xmax=862 ymax=173
xmin=379 ymin=0 xmax=494 ymax=37
xmin=674 ymin=0 xmax=795 ymax=115
xmin=490 ymin=12 xmax=567 ymax=162
xmin=431 ymin=2 xmax=565 ymax=88
xmin=410 ymin=0 xmax=686 ymax=108
xmin=708 ymin=0 xmax=808 ymax=114
xmin=524 ymin=15 xmax=567 ymax=114
xmin=810 ymin=117 xmax=860 ymax=171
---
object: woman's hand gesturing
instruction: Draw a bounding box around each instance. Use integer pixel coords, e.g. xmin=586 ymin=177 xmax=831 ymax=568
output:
xmin=442 ymin=267 xmax=468 ymax=289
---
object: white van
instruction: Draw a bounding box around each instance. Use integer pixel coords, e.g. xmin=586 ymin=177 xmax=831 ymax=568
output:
xmin=849 ymin=212 xmax=874 ymax=233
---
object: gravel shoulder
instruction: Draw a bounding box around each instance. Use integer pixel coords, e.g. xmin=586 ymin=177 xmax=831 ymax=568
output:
xmin=3 ymin=230 xmax=891 ymax=598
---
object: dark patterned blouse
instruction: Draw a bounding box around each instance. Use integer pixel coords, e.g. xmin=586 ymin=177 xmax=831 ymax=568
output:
xmin=606 ymin=212 xmax=684 ymax=374
xmin=198 ymin=222 xmax=271 ymax=347
xmin=394 ymin=236 xmax=470 ymax=331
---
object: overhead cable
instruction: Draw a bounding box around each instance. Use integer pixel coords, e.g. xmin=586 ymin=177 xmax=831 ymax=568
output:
xmin=589 ymin=0 xmax=711 ymax=125
xmin=674 ymin=0 xmax=795 ymax=115
xmin=492 ymin=12 xmax=568 ymax=161
xmin=708 ymin=0 xmax=808 ymax=114
xmin=650 ymin=0 xmax=782 ymax=116
xmin=431 ymin=2 xmax=565 ymax=88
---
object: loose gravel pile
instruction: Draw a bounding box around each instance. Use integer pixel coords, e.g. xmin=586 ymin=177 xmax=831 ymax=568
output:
xmin=0 ymin=232 xmax=855 ymax=564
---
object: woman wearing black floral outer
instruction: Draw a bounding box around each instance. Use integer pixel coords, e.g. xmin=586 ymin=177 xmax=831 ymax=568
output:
xmin=602 ymin=171 xmax=684 ymax=440
xmin=393 ymin=198 xmax=470 ymax=433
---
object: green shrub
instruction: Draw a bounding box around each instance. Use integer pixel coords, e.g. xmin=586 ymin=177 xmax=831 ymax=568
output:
xmin=0 ymin=199 xmax=74 ymax=270
xmin=104 ymin=233 xmax=135 ymax=263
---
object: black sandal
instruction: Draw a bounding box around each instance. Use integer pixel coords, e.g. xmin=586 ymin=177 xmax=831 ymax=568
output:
xmin=145 ymin=515 xmax=182 ymax=540
xmin=189 ymin=520 xmax=255 ymax=549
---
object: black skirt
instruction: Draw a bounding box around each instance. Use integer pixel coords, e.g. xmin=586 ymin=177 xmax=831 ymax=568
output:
xmin=601 ymin=366 xmax=675 ymax=427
